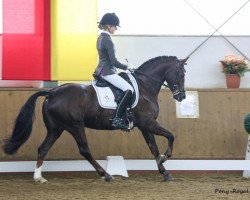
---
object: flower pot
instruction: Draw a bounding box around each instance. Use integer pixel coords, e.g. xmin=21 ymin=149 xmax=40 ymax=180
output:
xmin=225 ymin=74 xmax=240 ymax=88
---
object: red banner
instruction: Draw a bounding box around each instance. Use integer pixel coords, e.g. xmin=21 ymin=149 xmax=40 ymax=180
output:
xmin=2 ymin=0 xmax=51 ymax=80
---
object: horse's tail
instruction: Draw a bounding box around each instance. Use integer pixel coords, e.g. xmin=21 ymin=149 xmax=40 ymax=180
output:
xmin=2 ymin=90 xmax=50 ymax=155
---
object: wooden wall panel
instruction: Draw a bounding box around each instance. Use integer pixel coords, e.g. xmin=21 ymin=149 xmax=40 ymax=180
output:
xmin=0 ymin=88 xmax=249 ymax=161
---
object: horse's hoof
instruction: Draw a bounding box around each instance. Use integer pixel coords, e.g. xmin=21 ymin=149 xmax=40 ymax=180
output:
xmin=102 ymin=174 xmax=114 ymax=182
xmin=164 ymin=174 xmax=173 ymax=181
xmin=34 ymin=177 xmax=48 ymax=183
xmin=157 ymin=154 xmax=167 ymax=165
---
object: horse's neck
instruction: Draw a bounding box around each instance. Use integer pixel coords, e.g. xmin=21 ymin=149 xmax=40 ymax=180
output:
xmin=136 ymin=62 xmax=167 ymax=98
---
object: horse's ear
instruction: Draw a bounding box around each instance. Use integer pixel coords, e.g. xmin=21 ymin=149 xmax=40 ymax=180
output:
xmin=180 ymin=57 xmax=189 ymax=65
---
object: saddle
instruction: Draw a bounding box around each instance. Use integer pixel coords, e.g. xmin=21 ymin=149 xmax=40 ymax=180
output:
xmin=93 ymin=72 xmax=136 ymax=105
xmin=92 ymin=72 xmax=139 ymax=131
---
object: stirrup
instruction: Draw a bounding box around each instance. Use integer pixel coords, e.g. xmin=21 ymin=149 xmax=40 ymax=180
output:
xmin=112 ymin=117 xmax=126 ymax=127
xmin=112 ymin=117 xmax=130 ymax=130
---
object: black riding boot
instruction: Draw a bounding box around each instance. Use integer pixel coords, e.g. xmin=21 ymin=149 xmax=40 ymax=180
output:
xmin=112 ymin=90 xmax=133 ymax=129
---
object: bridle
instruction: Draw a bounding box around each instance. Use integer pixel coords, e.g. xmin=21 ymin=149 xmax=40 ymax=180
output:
xmin=167 ymin=60 xmax=186 ymax=97
xmin=133 ymin=59 xmax=185 ymax=96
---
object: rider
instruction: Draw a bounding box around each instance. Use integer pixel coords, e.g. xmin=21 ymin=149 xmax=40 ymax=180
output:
xmin=94 ymin=13 xmax=134 ymax=129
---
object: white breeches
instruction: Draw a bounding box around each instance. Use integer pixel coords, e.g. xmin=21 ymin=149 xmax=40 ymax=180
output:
xmin=101 ymin=74 xmax=134 ymax=92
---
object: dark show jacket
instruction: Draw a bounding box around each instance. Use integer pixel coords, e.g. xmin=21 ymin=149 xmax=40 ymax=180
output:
xmin=95 ymin=32 xmax=127 ymax=76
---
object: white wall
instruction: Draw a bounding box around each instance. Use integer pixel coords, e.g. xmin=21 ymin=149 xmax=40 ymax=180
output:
xmin=112 ymin=35 xmax=250 ymax=88
xmin=99 ymin=0 xmax=250 ymax=88
xmin=99 ymin=0 xmax=250 ymax=35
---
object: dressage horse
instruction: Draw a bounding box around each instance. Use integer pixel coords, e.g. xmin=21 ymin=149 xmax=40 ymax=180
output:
xmin=3 ymin=56 xmax=188 ymax=182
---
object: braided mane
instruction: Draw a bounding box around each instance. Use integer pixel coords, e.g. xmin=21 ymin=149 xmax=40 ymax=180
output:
xmin=137 ymin=56 xmax=177 ymax=70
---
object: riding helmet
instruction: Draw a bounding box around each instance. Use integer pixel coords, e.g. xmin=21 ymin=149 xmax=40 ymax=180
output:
xmin=98 ymin=13 xmax=120 ymax=27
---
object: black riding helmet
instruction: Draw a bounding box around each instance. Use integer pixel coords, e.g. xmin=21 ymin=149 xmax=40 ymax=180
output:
xmin=98 ymin=13 xmax=120 ymax=28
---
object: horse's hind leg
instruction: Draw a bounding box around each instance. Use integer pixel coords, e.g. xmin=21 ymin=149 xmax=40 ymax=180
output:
xmin=34 ymin=108 xmax=64 ymax=183
xmin=68 ymin=125 xmax=114 ymax=182
xmin=34 ymin=127 xmax=63 ymax=183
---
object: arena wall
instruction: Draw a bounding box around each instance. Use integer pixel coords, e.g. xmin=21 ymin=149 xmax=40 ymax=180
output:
xmin=0 ymin=88 xmax=249 ymax=161
xmin=113 ymin=35 xmax=250 ymax=88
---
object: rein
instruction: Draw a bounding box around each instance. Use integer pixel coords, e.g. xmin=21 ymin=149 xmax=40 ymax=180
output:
xmin=134 ymin=70 xmax=168 ymax=88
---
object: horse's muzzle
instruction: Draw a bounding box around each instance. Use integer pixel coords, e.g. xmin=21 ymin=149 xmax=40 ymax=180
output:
xmin=173 ymin=91 xmax=186 ymax=102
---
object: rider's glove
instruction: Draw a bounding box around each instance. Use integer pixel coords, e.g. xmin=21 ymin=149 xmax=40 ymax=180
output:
xmin=126 ymin=63 xmax=135 ymax=73
xmin=127 ymin=63 xmax=134 ymax=69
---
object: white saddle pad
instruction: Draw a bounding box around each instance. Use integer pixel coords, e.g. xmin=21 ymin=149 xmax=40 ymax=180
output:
xmin=92 ymin=73 xmax=139 ymax=109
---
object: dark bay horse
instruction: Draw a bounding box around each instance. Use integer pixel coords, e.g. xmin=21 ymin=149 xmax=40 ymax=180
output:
xmin=3 ymin=56 xmax=188 ymax=182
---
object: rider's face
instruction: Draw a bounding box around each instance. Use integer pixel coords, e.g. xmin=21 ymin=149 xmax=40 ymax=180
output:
xmin=108 ymin=25 xmax=117 ymax=34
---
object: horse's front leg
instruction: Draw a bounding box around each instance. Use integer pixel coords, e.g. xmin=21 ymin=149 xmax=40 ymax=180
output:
xmin=150 ymin=121 xmax=175 ymax=159
xmin=139 ymin=128 xmax=173 ymax=181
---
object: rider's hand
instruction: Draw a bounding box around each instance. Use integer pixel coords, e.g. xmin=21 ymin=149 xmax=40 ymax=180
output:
xmin=127 ymin=63 xmax=134 ymax=69
xmin=126 ymin=63 xmax=135 ymax=73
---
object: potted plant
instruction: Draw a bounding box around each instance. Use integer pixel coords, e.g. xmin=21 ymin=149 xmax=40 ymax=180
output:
xmin=220 ymin=54 xmax=249 ymax=88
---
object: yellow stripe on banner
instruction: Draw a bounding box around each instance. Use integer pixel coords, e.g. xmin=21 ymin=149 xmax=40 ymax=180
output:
xmin=51 ymin=0 xmax=97 ymax=81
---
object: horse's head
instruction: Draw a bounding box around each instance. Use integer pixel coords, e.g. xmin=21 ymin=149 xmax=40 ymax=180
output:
xmin=134 ymin=56 xmax=188 ymax=102
xmin=166 ymin=57 xmax=188 ymax=102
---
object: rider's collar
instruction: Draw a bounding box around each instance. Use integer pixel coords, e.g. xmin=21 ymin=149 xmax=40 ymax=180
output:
xmin=102 ymin=30 xmax=111 ymax=35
